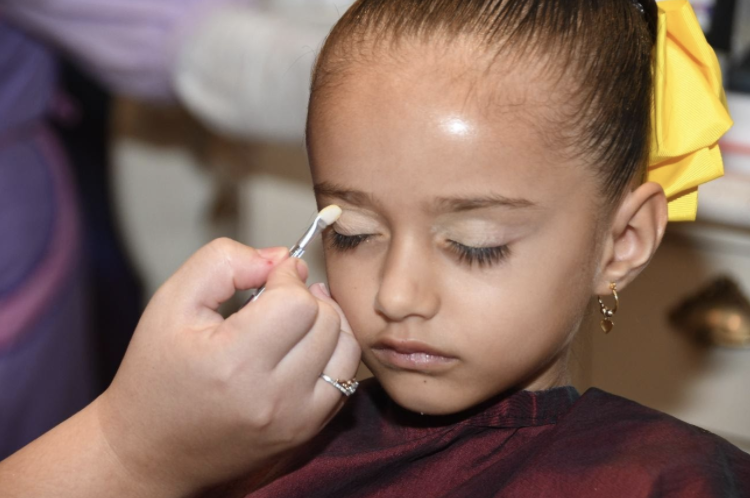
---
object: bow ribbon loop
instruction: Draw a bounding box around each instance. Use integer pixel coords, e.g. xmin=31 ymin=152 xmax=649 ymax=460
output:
xmin=648 ymin=0 xmax=733 ymax=221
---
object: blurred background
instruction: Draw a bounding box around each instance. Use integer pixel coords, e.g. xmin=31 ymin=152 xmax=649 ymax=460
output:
xmin=0 ymin=0 xmax=748 ymax=459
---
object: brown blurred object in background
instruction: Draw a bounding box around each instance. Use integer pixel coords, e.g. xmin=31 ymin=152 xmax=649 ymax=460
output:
xmin=670 ymin=276 xmax=750 ymax=349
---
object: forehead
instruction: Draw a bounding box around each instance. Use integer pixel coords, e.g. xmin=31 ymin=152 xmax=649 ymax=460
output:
xmin=307 ymin=44 xmax=592 ymax=211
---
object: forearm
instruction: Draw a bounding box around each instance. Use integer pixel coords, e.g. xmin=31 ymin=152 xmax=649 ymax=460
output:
xmin=0 ymin=399 xmax=189 ymax=498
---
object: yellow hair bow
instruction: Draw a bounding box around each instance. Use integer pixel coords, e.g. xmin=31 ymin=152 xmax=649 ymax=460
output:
xmin=647 ymin=0 xmax=733 ymax=221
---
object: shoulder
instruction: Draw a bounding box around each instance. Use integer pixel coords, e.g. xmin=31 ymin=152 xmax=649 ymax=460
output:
xmin=551 ymin=388 xmax=750 ymax=496
xmin=570 ymin=388 xmax=738 ymax=447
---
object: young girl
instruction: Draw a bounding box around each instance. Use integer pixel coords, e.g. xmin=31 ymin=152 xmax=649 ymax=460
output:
xmin=223 ymin=0 xmax=749 ymax=495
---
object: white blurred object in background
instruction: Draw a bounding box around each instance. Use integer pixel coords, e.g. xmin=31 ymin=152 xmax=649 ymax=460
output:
xmin=174 ymin=0 xmax=355 ymax=142
xmin=118 ymin=0 xmax=354 ymax=296
xmin=699 ymin=93 xmax=750 ymax=229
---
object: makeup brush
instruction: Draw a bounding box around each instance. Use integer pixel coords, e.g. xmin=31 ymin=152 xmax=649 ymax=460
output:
xmin=246 ymin=205 xmax=342 ymax=303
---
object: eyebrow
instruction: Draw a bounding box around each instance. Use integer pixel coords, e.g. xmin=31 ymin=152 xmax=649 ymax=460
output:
xmin=314 ymin=181 xmax=537 ymax=212
xmin=434 ymin=194 xmax=537 ymax=212
xmin=314 ymin=182 xmax=375 ymax=207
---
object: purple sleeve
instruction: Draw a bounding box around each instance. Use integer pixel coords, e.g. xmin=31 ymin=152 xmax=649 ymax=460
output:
xmin=1 ymin=0 xmax=247 ymax=101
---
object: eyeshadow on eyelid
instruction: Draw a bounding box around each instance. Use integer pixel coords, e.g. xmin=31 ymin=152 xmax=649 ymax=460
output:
xmin=449 ymin=236 xmax=508 ymax=249
xmin=438 ymin=217 xmax=503 ymax=232
xmin=442 ymin=210 xmax=534 ymax=231
xmin=435 ymin=221 xmax=515 ymax=246
xmin=332 ymin=216 xmax=380 ymax=234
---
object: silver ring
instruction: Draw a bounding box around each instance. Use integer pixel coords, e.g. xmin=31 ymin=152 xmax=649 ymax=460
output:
xmin=320 ymin=374 xmax=359 ymax=397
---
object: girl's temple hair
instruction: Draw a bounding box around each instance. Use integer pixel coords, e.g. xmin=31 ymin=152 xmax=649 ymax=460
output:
xmin=310 ymin=0 xmax=659 ymax=211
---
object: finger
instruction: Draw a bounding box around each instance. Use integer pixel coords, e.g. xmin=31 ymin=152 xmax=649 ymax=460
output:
xmin=158 ymin=238 xmax=288 ymax=315
xmin=259 ymin=257 xmax=310 ymax=294
xmin=277 ymin=285 xmax=361 ymax=430
xmin=277 ymin=296 xmax=342 ymax=385
xmin=308 ymin=284 xmax=362 ymax=405
xmin=311 ymin=283 xmax=354 ymax=335
xmin=225 ymin=258 xmax=319 ymax=366
xmin=311 ymin=329 xmax=362 ymax=426
xmin=306 ymin=329 xmax=361 ymax=429
xmin=314 ymin=327 xmax=361 ymax=401
xmin=310 ymin=284 xmax=360 ymax=378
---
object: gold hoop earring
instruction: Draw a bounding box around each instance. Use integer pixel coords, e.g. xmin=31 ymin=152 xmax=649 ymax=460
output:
xmin=598 ymin=283 xmax=619 ymax=333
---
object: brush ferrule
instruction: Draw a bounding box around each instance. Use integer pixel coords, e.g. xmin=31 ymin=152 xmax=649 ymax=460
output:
xmin=289 ymin=217 xmax=326 ymax=259
xmin=245 ymin=206 xmax=340 ymax=305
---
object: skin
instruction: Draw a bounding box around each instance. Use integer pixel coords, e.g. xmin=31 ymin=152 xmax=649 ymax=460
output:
xmin=309 ymin=43 xmax=668 ymax=415
xmin=0 ymin=240 xmax=361 ymax=497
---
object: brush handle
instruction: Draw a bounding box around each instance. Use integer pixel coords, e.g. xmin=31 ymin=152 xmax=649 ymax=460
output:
xmin=243 ymin=213 xmax=331 ymax=307
xmin=246 ymin=285 xmax=267 ymax=304
xmin=244 ymin=241 xmax=308 ymax=305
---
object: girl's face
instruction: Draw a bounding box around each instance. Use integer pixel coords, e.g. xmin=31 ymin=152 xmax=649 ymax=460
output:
xmin=309 ymin=47 xmax=605 ymax=415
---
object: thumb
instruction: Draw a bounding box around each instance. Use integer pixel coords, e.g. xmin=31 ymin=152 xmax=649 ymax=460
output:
xmin=257 ymin=257 xmax=310 ymax=297
xmin=158 ymin=239 xmax=288 ymax=314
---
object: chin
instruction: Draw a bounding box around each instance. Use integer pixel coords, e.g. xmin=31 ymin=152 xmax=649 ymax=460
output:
xmin=376 ymin=372 xmax=480 ymax=416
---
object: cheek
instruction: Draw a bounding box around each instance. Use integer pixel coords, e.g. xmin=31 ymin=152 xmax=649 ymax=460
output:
xmin=453 ymin=223 xmax=596 ymax=367
xmin=502 ymin=224 xmax=596 ymax=353
xmin=324 ymin=251 xmax=379 ymax=335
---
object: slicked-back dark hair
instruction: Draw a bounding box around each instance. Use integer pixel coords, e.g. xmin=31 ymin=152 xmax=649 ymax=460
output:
xmin=308 ymin=0 xmax=659 ymax=206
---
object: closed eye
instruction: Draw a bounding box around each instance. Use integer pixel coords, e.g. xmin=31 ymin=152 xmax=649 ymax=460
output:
xmin=326 ymin=230 xmax=372 ymax=251
xmin=326 ymin=230 xmax=509 ymax=268
xmin=447 ymin=241 xmax=509 ymax=268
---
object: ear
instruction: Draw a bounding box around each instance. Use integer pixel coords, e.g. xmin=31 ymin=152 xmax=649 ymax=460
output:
xmin=595 ymin=181 xmax=668 ymax=295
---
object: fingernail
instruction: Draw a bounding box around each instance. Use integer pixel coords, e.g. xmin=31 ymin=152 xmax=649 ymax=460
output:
xmin=257 ymin=247 xmax=287 ymax=261
xmin=317 ymin=283 xmax=331 ymax=297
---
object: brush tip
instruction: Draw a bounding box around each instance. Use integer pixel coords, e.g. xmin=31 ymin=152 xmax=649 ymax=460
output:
xmin=318 ymin=205 xmax=343 ymax=226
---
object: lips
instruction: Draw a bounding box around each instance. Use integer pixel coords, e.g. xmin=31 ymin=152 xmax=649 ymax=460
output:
xmin=371 ymin=337 xmax=458 ymax=371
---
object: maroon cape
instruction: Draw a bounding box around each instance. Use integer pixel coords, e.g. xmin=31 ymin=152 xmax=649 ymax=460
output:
xmin=228 ymin=380 xmax=750 ymax=497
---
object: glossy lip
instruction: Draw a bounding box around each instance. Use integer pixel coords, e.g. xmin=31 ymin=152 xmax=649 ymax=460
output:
xmin=371 ymin=337 xmax=458 ymax=372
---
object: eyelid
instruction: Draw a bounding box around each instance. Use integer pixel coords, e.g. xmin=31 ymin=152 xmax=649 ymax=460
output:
xmin=434 ymin=219 xmax=513 ymax=242
xmin=331 ymin=213 xmax=382 ymax=233
xmin=331 ymin=222 xmax=375 ymax=236
xmin=436 ymin=226 xmax=509 ymax=248
xmin=445 ymin=237 xmax=507 ymax=249
xmin=448 ymin=239 xmax=505 ymax=249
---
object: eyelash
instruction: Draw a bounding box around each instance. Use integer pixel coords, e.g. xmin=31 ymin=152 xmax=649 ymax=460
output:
xmin=327 ymin=231 xmax=372 ymax=250
xmin=326 ymin=230 xmax=510 ymax=268
xmin=447 ymin=241 xmax=510 ymax=268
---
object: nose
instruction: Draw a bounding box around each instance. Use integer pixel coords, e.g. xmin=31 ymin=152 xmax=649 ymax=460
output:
xmin=374 ymin=237 xmax=440 ymax=322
